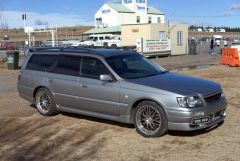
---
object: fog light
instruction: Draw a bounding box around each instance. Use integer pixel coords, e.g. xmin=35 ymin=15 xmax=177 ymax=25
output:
xmin=223 ymin=111 xmax=227 ymax=117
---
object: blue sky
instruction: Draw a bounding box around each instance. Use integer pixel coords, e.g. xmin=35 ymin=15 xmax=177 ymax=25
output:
xmin=1 ymin=0 xmax=240 ymax=28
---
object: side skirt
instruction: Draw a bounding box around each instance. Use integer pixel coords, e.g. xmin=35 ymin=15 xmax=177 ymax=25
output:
xmin=56 ymin=105 xmax=132 ymax=124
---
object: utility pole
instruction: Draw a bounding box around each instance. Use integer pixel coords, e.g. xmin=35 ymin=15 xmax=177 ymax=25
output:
xmin=168 ymin=20 xmax=176 ymax=39
xmin=72 ymin=27 xmax=73 ymax=40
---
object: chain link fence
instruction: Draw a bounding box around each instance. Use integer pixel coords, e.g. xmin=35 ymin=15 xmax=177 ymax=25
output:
xmin=189 ymin=39 xmax=226 ymax=55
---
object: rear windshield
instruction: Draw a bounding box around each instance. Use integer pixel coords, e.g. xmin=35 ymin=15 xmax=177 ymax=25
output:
xmin=26 ymin=54 xmax=57 ymax=71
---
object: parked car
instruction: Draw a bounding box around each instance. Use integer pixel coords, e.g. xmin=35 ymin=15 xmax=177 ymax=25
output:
xmin=18 ymin=48 xmax=227 ymax=137
xmin=213 ymin=35 xmax=227 ymax=46
xmin=205 ymin=28 xmax=214 ymax=32
xmin=71 ymin=40 xmax=85 ymax=47
xmin=216 ymin=29 xmax=226 ymax=33
xmin=0 ymin=41 xmax=18 ymax=50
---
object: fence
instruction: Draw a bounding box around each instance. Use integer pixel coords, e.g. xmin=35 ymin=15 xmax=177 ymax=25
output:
xmin=189 ymin=41 xmax=224 ymax=55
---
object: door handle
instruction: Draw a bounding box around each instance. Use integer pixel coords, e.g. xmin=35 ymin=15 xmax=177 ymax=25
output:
xmin=48 ymin=79 xmax=53 ymax=83
xmin=80 ymin=84 xmax=87 ymax=88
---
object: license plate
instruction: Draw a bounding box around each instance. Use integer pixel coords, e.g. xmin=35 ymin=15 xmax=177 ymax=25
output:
xmin=192 ymin=117 xmax=210 ymax=125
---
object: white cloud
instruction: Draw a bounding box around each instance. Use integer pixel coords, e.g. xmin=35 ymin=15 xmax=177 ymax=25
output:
xmin=230 ymin=3 xmax=240 ymax=10
xmin=1 ymin=10 xmax=94 ymax=28
xmin=222 ymin=11 xmax=233 ymax=17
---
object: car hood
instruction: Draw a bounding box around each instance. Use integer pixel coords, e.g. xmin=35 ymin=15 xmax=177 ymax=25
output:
xmin=127 ymin=72 xmax=221 ymax=96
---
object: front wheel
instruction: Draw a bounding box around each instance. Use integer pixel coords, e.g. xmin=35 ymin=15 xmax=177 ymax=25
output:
xmin=35 ymin=87 xmax=58 ymax=116
xmin=134 ymin=101 xmax=168 ymax=137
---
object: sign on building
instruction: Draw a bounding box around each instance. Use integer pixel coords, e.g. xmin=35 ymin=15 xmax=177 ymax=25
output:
xmin=136 ymin=39 xmax=171 ymax=54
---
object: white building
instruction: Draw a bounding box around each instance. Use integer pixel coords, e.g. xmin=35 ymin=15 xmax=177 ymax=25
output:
xmin=95 ymin=0 xmax=165 ymax=28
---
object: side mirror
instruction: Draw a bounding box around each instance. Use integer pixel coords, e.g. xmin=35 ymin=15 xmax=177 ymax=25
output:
xmin=100 ymin=74 xmax=113 ymax=82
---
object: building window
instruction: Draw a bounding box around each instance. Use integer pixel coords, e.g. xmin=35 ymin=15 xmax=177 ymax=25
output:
xmin=136 ymin=0 xmax=145 ymax=3
xmin=148 ymin=17 xmax=152 ymax=24
xmin=177 ymin=31 xmax=183 ymax=45
xmin=96 ymin=18 xmax=102 ymax=26
xmin=124 ymin=0 xmax=132 ymax=3
xmin=157 ymin=17 xmax=161 ymax=23
xmin=159 ymin=31 xmax=166 ymax=40
xmin=137 ymin=16 xmax=140 ymax=23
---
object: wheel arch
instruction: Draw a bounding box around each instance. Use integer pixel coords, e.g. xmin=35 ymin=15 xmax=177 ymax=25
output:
xmin=33 ymin=86 xmax=51 ymax=98
xmin=130 ymin=98 xmax=168 ymax=123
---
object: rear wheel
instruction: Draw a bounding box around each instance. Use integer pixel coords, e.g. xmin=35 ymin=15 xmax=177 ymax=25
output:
xmin=111 ymin=44 xmax=117 ymax=49
xmin=134 ymin=101 xmax=168 ymax=137
xmin=35 ymin=87 xmax=58 ymax=116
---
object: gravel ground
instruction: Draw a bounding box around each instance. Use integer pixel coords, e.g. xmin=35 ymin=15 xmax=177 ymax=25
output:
xmin=154 ymin=54 xmax=221 ymax=70
xmin=0 ymin=55 xmax=239 ymax=161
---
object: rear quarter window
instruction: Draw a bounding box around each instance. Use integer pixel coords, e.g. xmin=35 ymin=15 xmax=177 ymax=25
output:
xmin=26 ymin=54 xmax=57 ymax=71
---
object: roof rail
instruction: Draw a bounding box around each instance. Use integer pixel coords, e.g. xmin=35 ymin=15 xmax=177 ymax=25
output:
xmin=68 ymin=45 xmax=137 ymax=51
xmin=28 ymin=46 xmax=137 ymax=54
xmin=29 ymin=47 xmax=97 ymax=55
xmin=29 ymin=47 xmax=63 ymax=52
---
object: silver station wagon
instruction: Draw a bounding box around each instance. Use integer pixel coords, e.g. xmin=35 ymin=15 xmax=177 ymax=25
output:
xmin=18 ymin=48 xmax=227 ymax=137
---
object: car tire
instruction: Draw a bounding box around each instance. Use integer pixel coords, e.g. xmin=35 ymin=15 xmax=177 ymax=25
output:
xmin=35 ymin=87 xmax=58 ymax=116
xmin=133 ymin=101 xmax=168 ymax=138
xmin=111 ymin=44 xmax=117 ymax=49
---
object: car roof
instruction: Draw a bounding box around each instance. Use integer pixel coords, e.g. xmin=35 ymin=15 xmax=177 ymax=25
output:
xmin=29 ymin=47 xmax=137 ymax=58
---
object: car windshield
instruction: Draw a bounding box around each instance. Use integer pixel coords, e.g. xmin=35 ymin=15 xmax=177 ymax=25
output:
xmin=86 ymin=37 xmax=94 ymax=41
xmin=106 ymin=54 xmax=167 ymax=79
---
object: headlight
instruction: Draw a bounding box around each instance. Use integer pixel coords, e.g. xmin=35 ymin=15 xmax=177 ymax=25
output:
xmin=177 ymin=96 xmax=203 ymax=108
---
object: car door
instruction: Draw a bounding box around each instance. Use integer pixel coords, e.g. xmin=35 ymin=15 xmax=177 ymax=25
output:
xmin=47 ymin=55 xmax=81 ymax=108
xmin=78 ymin=57 xmax=120 ymax=116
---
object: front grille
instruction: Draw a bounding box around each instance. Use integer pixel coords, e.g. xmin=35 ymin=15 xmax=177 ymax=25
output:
xmin=215 ymin=110 xmax=222 ymax=117
xmin=205 ymin=93 xmax=222 ymax=103
xmin=190 ymin=109 xmax=225 ymax=127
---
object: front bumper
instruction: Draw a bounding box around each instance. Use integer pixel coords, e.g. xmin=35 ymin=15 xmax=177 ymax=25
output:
xmin=166 ymin=96 xmax=227 ymax=131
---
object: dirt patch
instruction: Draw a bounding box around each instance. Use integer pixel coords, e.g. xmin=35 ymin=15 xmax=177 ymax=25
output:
xmin=154 ymin=54 xmax=220 ymax=70
xmin=0 ymin=62 xmax=6 ymax=69
xmin=0 ymin=65 xmax=240 ymax=161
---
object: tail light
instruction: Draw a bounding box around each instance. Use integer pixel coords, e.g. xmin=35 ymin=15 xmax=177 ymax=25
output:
xmin=18 ymin=74 xmax=21 ymax=80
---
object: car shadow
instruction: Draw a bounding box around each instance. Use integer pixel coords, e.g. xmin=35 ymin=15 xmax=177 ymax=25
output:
xmin=30 ymin=104 xmax=224 ymax=137
xmin=30 ymin=104 xmax=134 ymax=129
xmin=168 ymin=121 xmax=224 ymax=137
xmin=61 ymin=112 xmax=135 ymax=129
xmin=30 ymin=104 xmax=37 ymax=109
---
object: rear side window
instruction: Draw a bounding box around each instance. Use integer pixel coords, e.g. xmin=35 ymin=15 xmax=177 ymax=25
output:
xmin=51 ymin=55 xmax=81 ymax=76
xmin=26 ymin=54 xmax=57 ymax=71
xmin=81 ymin=58 xmax=110 ymax=79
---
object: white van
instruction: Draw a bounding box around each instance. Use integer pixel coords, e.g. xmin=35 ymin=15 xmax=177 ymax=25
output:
xmin=213 ymin=35 xmax=227 ymax=46
xmin=82 ymin=34 xmax=121 ymax=48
